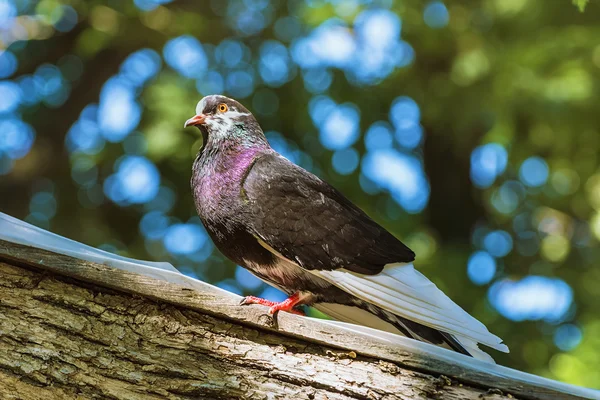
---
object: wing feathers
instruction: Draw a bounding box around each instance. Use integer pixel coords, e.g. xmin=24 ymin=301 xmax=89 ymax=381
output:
xmin=244 ymin=153 xmax=415 ymax=274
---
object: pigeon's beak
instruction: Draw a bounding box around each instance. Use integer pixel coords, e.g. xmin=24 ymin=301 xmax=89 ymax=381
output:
xmin=184 ymin=114 xmax=206 ymax=128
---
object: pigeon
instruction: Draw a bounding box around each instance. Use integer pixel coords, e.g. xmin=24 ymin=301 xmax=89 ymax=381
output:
xmin=185 ymin=94 xmax=509 ymax=361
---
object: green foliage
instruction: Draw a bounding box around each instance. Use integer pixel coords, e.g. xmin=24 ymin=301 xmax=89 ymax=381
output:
xmin=1 ymin=0 xmax=599 ymax=389
xmin=572 ymin=0 xmax=589 ymax=12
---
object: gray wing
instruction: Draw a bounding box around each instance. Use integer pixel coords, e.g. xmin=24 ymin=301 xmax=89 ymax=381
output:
xmin=242 ymin=153 xmax=415 ymax=275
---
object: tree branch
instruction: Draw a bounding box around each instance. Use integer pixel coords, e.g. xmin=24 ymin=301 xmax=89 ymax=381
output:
xmin=0 ymin=239 xmax=593 ymax=400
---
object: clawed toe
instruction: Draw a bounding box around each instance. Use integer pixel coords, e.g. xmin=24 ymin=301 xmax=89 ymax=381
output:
xmin=239 ymin=296 xmax=275 ymax=307
xmin=240 ymin=293 xmax=306 ymax=316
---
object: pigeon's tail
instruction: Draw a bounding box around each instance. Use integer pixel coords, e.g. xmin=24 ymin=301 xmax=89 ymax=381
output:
xmin=356 ymin=301 xmax=502 ymax=362
xmin=358 ymin=302 xmax=474 ymax=357
xmin=310 ymin=263 xmax=508 ymax=363
xmin=315 ymin=301 xmax=497 ymax=363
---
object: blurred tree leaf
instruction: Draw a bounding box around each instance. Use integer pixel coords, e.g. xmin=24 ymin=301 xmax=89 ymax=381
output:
xmin=572 ymin=0 xmax=589 ymax=11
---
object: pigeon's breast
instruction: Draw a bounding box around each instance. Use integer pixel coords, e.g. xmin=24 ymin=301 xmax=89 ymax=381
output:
xmin=193 ymin=170 xmax=237 ymax=216
xmin=192 ymin=148 xmax=264 ymax=219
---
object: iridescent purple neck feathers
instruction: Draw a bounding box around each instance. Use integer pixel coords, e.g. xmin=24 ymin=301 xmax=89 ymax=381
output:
xmin=192 ymin=140 xmax=271 ymax=219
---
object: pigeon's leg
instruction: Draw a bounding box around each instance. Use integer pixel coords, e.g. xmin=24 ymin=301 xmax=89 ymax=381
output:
xmin=239 ymin=292 xmax=306 ymax=316
xmin=267 ymin=292 xmax=306 ymax=315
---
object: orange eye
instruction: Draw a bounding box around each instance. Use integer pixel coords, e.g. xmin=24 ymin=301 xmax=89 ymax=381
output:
xmin=218 ymin=103 xmax=228 ymax=113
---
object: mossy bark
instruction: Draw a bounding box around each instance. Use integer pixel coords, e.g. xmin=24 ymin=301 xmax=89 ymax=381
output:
xmin=0 ymin=240 xmax=588 ymax=400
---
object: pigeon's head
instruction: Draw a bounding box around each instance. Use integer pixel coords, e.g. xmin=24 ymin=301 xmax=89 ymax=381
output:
xmin=184 ymin=95 xmax=260 ymax=140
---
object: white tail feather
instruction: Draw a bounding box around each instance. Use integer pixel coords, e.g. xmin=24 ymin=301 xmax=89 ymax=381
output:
xmin=315 ymin=302 xmax=495 ymax=362
xmin=311 ymin=263 xmax=508 ymax=356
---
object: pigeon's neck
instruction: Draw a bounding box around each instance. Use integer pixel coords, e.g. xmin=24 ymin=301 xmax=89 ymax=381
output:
xmin=203 ymin=118 xmax=267 ymax=149
xmin=191 ymin=137 xmax=270 ymax=219
xmin=195 ymin=128 xmax=270 ymax=172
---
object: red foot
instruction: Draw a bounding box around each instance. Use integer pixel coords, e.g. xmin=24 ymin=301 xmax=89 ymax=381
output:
xmin=240 ymin=293 xmax=305 ymax=316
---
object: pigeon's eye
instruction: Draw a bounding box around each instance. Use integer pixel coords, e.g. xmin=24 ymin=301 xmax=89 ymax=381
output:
xmin=217 ymin=103 xmax=228 ymax=113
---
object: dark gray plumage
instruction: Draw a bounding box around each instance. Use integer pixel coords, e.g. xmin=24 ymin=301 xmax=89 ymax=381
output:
xmin=185 ymin=94 xmax=508 ymax=361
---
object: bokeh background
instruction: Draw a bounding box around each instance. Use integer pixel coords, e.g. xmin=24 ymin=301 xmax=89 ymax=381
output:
xmin=0 ymin=0 xmax=599 ymax=389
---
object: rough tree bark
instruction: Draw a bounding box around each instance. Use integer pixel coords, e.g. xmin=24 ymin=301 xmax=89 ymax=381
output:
xmin=0 ymin=239 xmax=593 ymax=400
